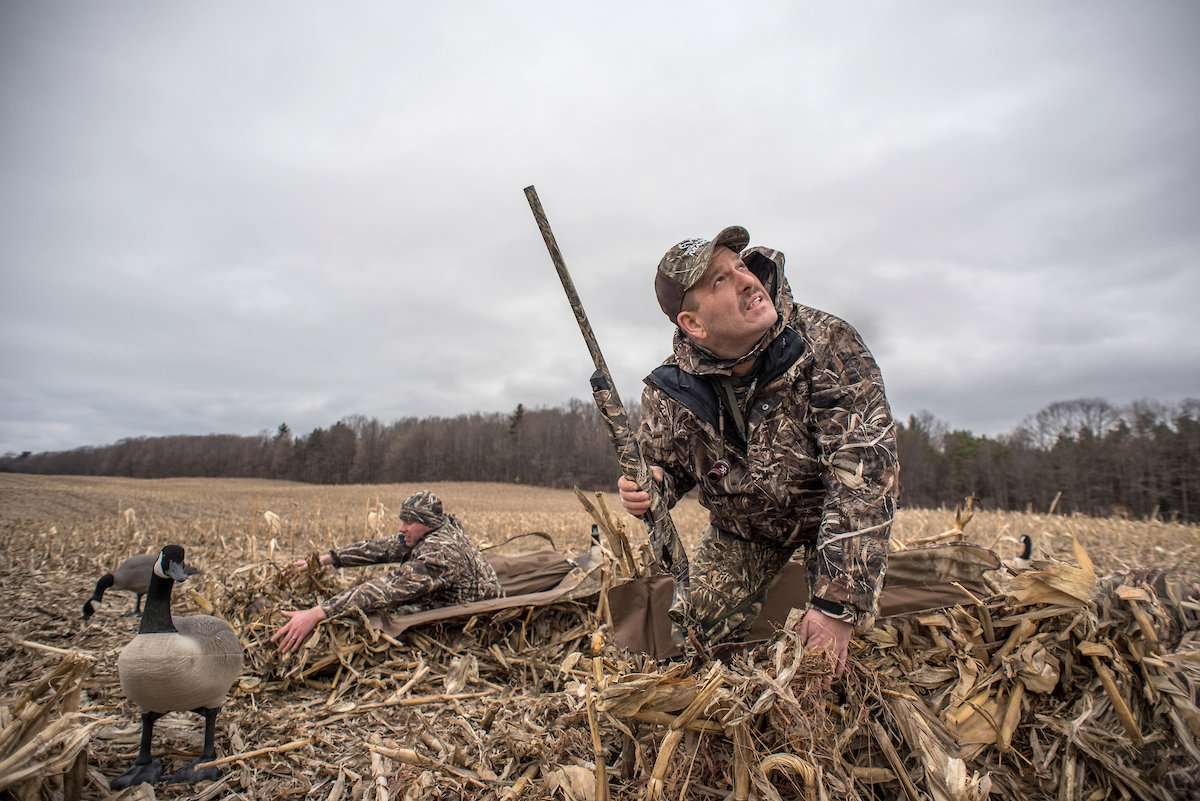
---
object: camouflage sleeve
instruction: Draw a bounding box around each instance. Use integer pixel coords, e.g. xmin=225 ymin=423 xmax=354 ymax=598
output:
xmin=329 ymin=536 xmax=411 ymax=568
xmin=320 ymin=560 xmax=443 ymax=619
xmin=807 ymin=319 xmax=899 ymax=624
xmin=636 ymin=384 xmax=698 ymax=509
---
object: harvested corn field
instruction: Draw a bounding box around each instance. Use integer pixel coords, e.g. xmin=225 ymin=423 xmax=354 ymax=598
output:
xmin=2 ymin=474 xmax=1200 ymax=800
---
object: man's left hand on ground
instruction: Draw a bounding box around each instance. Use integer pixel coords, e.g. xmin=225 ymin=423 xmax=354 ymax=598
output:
xmin=794 ymin=607 xmax=853 ymax=676
xmin=286 ymin=552 xmax=333 ymax=574
xmin=272 ymin=606 xmax=327 ymax=653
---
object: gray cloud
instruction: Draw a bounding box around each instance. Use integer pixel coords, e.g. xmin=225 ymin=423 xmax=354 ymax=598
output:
xmin=2 ymin=2 xmax=1198 ymax=454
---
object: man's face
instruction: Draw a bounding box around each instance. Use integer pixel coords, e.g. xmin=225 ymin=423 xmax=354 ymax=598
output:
xmin=676 ymin=246 xmax=777 ymax=358
xmin=398 ymin=519 xmax=432 ymax=546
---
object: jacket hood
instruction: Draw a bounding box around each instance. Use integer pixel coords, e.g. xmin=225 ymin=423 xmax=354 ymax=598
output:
xmin=671 ymin=246 xmax=793 ymax=376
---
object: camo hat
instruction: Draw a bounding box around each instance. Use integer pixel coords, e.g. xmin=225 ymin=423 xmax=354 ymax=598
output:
xmin=399 ymin=491 xmax=445 ymax=528
xmin=654 ymin=225 xmax=750 ymax=321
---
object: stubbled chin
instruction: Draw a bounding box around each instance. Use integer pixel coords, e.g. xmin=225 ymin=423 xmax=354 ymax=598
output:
xmin=751 ymin=305 xmax=778 ymax=327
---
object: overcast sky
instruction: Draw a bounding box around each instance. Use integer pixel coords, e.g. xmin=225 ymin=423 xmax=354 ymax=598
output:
xmin=2 ymin=2 xmax=1198 ymax=454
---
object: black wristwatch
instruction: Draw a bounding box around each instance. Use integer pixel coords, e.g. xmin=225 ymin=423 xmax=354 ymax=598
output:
xmin=810 ymin=596 xmax=845 ymax=616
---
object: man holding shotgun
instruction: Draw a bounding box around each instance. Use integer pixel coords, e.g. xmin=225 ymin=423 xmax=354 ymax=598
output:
xmin=617 ymin=228 xmax=898 ymax=673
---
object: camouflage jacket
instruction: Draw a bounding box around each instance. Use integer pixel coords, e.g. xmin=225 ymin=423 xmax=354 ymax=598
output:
xmin=320 ymin=516 xmax=503 ymax=619
xmin=637 ymin=247 xmax=899 ymax=622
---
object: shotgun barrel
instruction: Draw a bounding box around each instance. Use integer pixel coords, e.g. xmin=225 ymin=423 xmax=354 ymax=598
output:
xmin=523 ymin=185 xmax=690 ymax=635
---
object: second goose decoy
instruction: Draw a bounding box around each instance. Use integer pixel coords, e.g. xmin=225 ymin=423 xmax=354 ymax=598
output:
xmin=1002 ymin=534 xmax=1035 ymax=572
xmin=83 ymin=554 xmax=199 ymax=620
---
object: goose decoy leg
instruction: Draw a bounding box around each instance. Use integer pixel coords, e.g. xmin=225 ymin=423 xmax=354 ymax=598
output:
xmin=164 ymin=707 xmax=223 ymax=784
xmin=130 ymin=593 xmax=144 ymax=616
xmin=110 ymin=711 xmax=163 ymax=789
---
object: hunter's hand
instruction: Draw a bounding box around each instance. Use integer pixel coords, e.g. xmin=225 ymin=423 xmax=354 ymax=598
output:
xmin=287 ymin=552 xmax=332 ymax=574
xmin=617 ymin=467 xmax=665 ymax=516
xmin=272 ymin=606 xmax=327 ymax=653
xmin=795 ymin=607 xmax=853 ymax=677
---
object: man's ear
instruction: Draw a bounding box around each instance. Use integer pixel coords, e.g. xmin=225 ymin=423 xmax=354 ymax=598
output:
xmin=676 ymin=310 xmax=705 ymax=340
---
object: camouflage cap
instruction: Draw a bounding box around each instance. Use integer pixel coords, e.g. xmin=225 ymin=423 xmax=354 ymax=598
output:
xmin=399 ymin=490 xmax=446 ymax=528
xmin=655 ymin=226 xmax=750 ymax=321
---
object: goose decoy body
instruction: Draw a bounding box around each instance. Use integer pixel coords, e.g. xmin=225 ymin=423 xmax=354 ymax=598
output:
xmin=109 ymin=545 xmax=243 ymax=789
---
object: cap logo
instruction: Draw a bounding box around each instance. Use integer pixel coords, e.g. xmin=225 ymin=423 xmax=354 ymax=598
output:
xmin=677 ymin=238 xmax=707 ymax=257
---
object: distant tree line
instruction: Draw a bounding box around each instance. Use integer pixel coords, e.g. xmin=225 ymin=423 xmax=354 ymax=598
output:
xmin=898 ymin=398 xmax=1199 ymax=522
xmin=3 ymin=397 xmax=1198 ymax=522
xmin=1 ymin=401 xmax=622 ymax=490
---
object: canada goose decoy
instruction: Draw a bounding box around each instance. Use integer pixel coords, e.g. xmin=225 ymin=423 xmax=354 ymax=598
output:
xmin=82 ymin=554 xmax=199 ymax=620
xmin=1003 ymin=534 xmax=1035 ymax=572
xmin=110 ymin=545 xmax=243 ymax=789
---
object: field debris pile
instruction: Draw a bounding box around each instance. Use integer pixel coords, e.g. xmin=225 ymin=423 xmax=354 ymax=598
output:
xmin=1 ymin=477 xmax=1198 ymax=799
xmin=0 ymin=644 xmax=110 ymax=799
xmin=85 ymin=527 xmax=1200 ymax=797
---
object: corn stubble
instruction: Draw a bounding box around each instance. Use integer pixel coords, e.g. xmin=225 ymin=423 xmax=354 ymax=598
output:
xmin=1 ymin=474 xmax=1199 ymax=799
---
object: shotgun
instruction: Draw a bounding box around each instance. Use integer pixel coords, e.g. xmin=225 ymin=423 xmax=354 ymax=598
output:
xmin=523 ymin=185 xmax=690 ymax=637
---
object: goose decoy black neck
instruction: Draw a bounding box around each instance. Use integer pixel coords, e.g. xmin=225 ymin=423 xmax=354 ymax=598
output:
xmin=138 ymin=545 xmax=189 ymax=635
xmin=82 ymin=573 xmax=116 ymax=620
